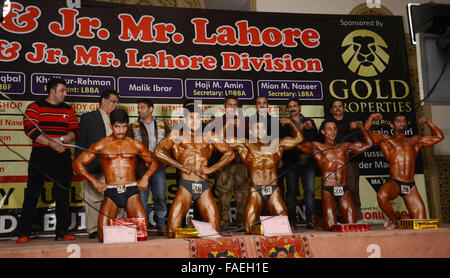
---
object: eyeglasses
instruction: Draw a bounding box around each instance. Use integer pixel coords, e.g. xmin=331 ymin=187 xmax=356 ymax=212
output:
xmin=108 ymin=98 xmax=119 ymax=104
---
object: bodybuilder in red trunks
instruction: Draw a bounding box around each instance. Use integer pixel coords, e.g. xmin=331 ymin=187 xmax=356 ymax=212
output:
xmin=297 ymin=120 xmax=373 ymax=231
xmin=73 ymin=109 xmax=159 ymax=242
xmin=364 ymin=113 xmax=444 ymax=229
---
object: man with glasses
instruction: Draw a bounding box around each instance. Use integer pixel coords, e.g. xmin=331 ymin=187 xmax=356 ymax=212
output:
xmin=75 ymin=89 xmax=120 ymax=239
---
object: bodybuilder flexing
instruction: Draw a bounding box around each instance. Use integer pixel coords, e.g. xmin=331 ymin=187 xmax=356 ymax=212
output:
xmin=226 ymin=117 xmax=304 ymax=234
xmin=364 ymin=113 xmax=444 ymax=229
xmin=154 ymin=105 xmax=235 ymax=238
xmin=297 ymin=120 xmax=373 ymax=231
xmin=73 ymin=109 xmax=159 ymax=242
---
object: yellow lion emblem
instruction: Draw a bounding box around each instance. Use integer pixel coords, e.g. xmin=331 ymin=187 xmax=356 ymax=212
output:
xmin=341 ymin=29 xmax=389 ymax=77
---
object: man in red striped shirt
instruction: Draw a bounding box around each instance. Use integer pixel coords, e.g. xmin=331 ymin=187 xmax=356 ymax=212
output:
xmin=17 ymin=78 xmax=80 ymax=243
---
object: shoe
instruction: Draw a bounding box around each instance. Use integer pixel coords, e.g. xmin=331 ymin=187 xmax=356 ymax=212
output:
xmin=88 ymin=232 xmax=98 ymax=239
xmin=306 ymin=223 xmax=314 ymax=230
xmin=220 ymin=222 xmax=232 ymax=230
xmin=289 ymin=221 xmax=295 ymax=229
xmin=289 ymin=218 xmax=298 ymax=229
xmin=16 ymin=236 xmax=29 ymax=243
xmin=55 ymin=234 xmax=76 ymax=241
xmin=156 ymin=226 xmax=167 ymax=236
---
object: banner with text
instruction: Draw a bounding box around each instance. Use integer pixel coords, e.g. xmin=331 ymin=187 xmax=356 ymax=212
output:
xmin=0 ymin=0 xmax=423 ymax=237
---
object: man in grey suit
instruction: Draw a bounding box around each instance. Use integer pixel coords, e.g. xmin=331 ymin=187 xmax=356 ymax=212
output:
xmin=75 ymin=89 xmax=119 ymax=239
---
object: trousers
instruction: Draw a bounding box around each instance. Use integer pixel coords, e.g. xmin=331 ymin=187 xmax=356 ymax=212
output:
xmin=19 ymin=148 xmax=72 ymax=235
xmin=216 ymin=163 xmax=249 ymax=228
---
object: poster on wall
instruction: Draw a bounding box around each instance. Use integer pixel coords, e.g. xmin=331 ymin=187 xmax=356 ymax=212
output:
xmin=0 ymin=0 xmax=422 ymax=237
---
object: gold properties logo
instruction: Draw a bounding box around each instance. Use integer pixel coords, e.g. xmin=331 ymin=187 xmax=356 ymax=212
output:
xmin=341 ymin=29 xmax=389 ymax=77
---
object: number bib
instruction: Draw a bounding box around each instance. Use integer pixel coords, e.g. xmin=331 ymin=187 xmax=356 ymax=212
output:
xmin=116 ymin=185 xmax=128 ymax=194
xmin=400 ymin=184 xmax=411 ymax=195
xmin=262 ymin=186 xmax=273 ymax=196
xmin=333 ymin=186 xmax=344 ymax=197
xmin=192 ymin=183 xmax=203 ymax=194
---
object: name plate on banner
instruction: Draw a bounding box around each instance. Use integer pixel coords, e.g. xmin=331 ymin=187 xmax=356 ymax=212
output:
xmin=0 ymin=71 xmax=25 ymax=94
xmin=103 ymin=226 xmax=137 ymax=244
xmin=257 ymin=80 xmax=323 ymax=100
xmin=260 ymin=216 xmax=292 ymax=236
xmin=31 ymin=73 xmax=115 ymax=97
xmin=185 ymin=79 xmax=254 ymax=99
xmin=192 ymin=220 xmax=222 ymax=239
xmin=118 ymin=77 xmax=183 ymax=99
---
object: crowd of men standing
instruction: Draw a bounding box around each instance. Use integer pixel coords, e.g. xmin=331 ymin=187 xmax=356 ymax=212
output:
xmin=15 ymin=77 xmax=443 ymax=242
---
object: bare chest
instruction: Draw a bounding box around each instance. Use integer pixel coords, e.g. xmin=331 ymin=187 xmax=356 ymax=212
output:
xmin=246 ymin=144 xmax=281 ymax=168
xmin=100 ymin=142 xmax=139 ymax=160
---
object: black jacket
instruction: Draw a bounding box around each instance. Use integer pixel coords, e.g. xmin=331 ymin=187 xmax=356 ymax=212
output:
xmin=75 ymin=109 xmax=106 ymax=174
xmin=279 ymin=115 xmax=317 ymax=167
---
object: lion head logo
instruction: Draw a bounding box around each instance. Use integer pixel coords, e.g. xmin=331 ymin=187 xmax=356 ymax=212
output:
xmin=341 ymin=29 xmax=389 ymax=77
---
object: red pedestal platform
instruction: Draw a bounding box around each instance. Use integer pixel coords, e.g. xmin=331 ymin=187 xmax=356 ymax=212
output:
xmin=0 ymin=224 xmax=449 ymax=258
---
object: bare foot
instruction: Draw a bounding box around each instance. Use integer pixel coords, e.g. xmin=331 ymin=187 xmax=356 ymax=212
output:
xmin=399 ymin=212 xmax=410 ymax=220
xmin=384 ymin=215 xmax=390 ymax=229
xmin=312 ymin=215 xmax=324 ymax=231
xmin=385 ymin=220 xmax=398 ymax=230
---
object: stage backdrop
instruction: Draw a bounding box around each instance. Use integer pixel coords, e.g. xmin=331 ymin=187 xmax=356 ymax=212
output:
xmin=0 ymin=0 xmax=425 ymax=237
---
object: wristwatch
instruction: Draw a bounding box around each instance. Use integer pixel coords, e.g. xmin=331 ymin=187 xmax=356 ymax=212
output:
xmin=60 ymin=136 xmax=65 ymax=143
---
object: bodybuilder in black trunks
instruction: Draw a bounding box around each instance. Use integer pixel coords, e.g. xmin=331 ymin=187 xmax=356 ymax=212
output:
xmin=297 ymin=120 xmax=373 ymax=231
xmin=364 ymin=113 xmax=444 ymax=229
xmin=226 ymin=118 xmax=304 ymax=234
xmin=73 ymin=109 xmax=159 ymax=242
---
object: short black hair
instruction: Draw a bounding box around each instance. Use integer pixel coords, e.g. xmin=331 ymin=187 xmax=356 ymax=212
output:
xmin=137 ymin=99 xmax=154 ymax=108
xmin=255 ymin=95 xmax=268 ymax=104
xmin=110 ymin=109 xmax=129 ymax=125
xmin=46 ymin=78 xmax=66 ymax=94
xmin=286 ymin=98 xmax=301 ymax=107
xmin=322 ymin=119 xmax=337 ymax=128
xmin=225 ymin=95 xmax=238 ymax=103
xmin=99 ymin=89 xmax=119 ymax=105
xmin=183 ymin=99 xmax=195 ymax=108
xmin=392 ymin=114 xmax=408 ymax=121
xmin=329 ymin=99 xmax=344 ymax=110
xmin=184 ymin=104 xmax=201 ymax=115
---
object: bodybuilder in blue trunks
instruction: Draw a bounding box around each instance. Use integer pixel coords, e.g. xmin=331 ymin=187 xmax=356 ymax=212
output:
xmin=155 ymin=105 xmax=235 ymax=238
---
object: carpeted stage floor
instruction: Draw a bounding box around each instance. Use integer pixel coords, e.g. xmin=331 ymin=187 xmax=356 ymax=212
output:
xmin=0 ymin=224 xmax=449 ymax=258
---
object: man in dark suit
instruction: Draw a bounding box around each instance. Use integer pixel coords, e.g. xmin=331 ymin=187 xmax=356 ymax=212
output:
xmin=75 ymin=89 xmax=119 ymax=239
